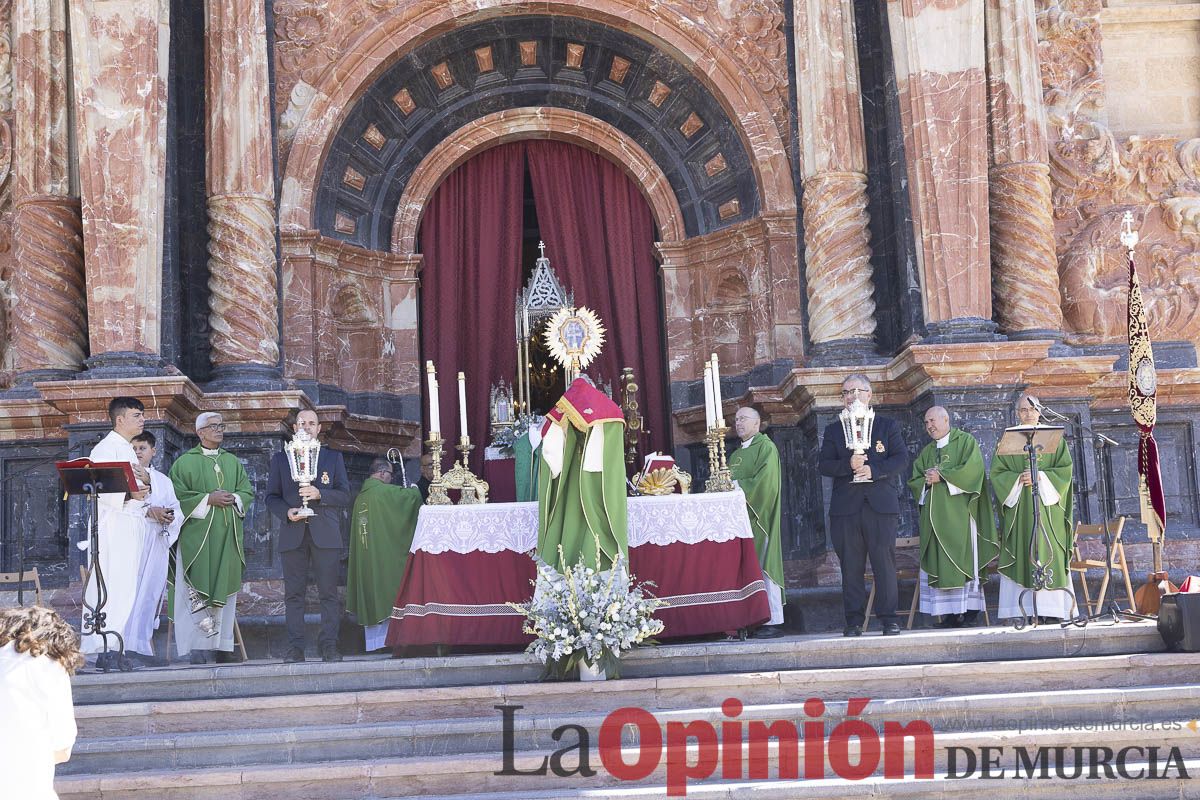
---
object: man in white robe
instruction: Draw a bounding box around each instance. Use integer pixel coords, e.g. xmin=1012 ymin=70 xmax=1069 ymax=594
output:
xmin=126 ymin=431 xmax=183 ymax=663
xmin=81 ymin=396 xmax=152 ymax=666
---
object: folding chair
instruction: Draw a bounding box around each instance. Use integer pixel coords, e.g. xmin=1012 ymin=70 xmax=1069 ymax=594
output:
xmin=0 ymin=567 xmax=43 ymax=606
xmin=1070 ymin=516 xmax=1134 ymax=615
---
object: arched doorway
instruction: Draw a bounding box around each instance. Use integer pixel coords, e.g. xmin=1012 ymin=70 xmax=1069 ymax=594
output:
xmin=416 ymin=140 xmax=671 ymax=484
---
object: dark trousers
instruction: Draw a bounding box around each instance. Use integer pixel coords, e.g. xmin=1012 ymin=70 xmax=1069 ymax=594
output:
xmin=280 ymin=525 xmax=341 ymax=651
xmin=830 ymin=506 xmax=899 ymax=626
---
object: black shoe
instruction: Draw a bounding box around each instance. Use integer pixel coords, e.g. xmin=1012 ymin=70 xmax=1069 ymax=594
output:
xmin=882 ymin=621 xmax=902 ymax=636
xmin=936 ymin=614 xmax=963 ymax=629
xmin=843 ymin=625 xmax=863 ymax=637
xmin=321 ymin=646 xmax=343 ymax=663
xmin=961 ymin=610 xmax=980 ymax=625
xmin=214 ymin=650 xmax=241 ymax=664
xmin=283 ymin=647 xmax=305 ymax=663
xmin=189 ymin=650 xmax=209 ymax=665
xmin=126 ymin=651 xmax=169 ymax=668
xmin=94 ymin=652 xmax=115 ymax=670
xmin=752 ymin=625 xmax=785 ymax=639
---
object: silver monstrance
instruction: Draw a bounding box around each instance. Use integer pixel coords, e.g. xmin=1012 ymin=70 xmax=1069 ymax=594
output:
xmin=286 ymin=429 xmax=321 ymax=518
xmin=840 ymin=398 xmax=876 ymax=484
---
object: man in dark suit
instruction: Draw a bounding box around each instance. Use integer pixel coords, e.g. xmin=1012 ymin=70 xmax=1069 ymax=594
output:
xmin=818 ymin=374 xmax=909 ymax=637
xmin=266 ymin=409 xmax=351 ymax=662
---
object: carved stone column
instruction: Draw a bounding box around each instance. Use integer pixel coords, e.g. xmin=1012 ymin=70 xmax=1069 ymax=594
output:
xmin=886 ymin=0 xmax=1001 ymax=341
xmin=205 ymin=0 xmax=280 ymax=388
xmin=68 ymin=0 xmax=170 ymax=376
xmin=985 ymin=0 xmax=1064 ymax=339
xmin=794 ymin=0 xmax=879 ymax=362
xmin=6 ymin=0 xmax=84 ymax=386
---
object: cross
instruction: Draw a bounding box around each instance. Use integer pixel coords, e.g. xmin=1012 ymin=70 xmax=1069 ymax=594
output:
xmin=538 ymin=240 xmax=546 ymax=259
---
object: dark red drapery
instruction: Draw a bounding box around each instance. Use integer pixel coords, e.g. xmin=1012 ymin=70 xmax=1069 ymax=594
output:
xmin=526 ymin=140 xmax=669 ymax=457
xmin=418 ymin=143 xmax=526 ymax=472
xmin=418 ymin=140 xmax=670 ymax=471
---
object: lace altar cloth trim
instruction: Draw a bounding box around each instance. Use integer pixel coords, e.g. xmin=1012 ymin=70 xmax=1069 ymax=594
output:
xmin=651 ymin=579 xmax=767 ymax=609
xmin=410 ymin=490 xmax=754 ymax=555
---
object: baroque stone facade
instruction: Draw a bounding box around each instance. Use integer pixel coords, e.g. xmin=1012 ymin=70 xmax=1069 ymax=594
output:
xmin=0 ymin=0 xmax=1197 ymax=606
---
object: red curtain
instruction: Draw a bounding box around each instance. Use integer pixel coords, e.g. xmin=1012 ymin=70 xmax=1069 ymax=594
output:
xmin=526 ymin=140 xmax=669 ymax=457
xmin=418 ymin=143 xmax=526 ymax=473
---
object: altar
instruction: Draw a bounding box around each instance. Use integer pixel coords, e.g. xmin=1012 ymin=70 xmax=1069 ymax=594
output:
xmin=385 ymin=490 xmax=770 ymax=647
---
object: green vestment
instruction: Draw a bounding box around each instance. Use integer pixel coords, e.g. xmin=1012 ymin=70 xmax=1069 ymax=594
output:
xmin=727 ymin=433 xmax=785 ymax=595
xmin=991 ymin=438 xmax=1074 ymax=589
xmin=906 ymin=429 xmax=999 ymax=589
xmin=168 ymin=447 xmax=254 ymax=611
xmin=537 ymin=379 xmax=628 ymax=572
xmin=513 ymin=432 xmax=540 ymax=502
xmin=347 ymin=478 xmax=423 ymax=626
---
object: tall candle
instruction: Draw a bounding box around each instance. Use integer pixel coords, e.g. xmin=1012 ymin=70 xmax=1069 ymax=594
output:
xmin=711 ymin=353 xmax=725 ymax=427
xmin=458 ymin=371 xmax=468 ymax=441
xmin=703 ymin=364 xmax=715 ymax=429
xmin=426 ymin=362 xmax=440 ymax=436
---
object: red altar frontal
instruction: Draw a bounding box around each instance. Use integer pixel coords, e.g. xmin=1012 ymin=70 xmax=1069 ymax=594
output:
xmin=386 ymin=491 xmax=770 ymax=647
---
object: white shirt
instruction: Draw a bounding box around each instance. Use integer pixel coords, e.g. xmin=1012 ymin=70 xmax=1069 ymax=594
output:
xmin=0 ymin=642 xmax=77 ymax=800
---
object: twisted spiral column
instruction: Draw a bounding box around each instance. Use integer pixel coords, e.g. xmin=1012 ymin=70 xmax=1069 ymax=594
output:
xmin=802 ymin=172 xmax=877 ymax=344
xmin=9 ymin=196 xmax=86 ymax=377
xmin=206 ymin=193 xmax=279 ymax=367
xmin=989 ymin=162 xmax=1064 ymax=335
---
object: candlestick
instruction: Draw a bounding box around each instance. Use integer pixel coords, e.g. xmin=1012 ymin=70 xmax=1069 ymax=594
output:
xmin=711 ymin=353 xmax=725 ymax=427
xmin=426 ymin=362 xmax=440 ymax=436
xmin=703 ymin=364 xmax=715 ymax=429
xmin=458 ymin=371 xmax=468 ymax=440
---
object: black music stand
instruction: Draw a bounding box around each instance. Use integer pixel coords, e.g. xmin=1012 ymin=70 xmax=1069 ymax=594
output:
xmin=996 ymin=425 xmax=1075 ymax=629
xmin=58 ymin=459 xmax=139 ymax=673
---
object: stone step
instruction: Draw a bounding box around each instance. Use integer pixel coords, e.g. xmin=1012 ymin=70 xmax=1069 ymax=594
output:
xmin=70 ymin=622 xmax=1166 ymax=705
xmin=55 ymin=724 xmax=1200 ymax=799
xmin=71 ymin=651 xmax=1200 ymax=740
xmin=62 ymin=683 xmax=1200 ymax=776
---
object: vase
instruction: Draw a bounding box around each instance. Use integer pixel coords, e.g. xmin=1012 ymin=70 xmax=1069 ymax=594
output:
xmin=578 ymin=660 xmax=607 ymax=682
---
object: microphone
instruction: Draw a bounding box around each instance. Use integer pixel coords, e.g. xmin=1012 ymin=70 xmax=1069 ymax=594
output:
xmin=1028 ymin=395 xmax=1067 ymax=422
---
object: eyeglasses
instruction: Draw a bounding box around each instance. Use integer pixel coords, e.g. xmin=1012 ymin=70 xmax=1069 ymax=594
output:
xmin=201 ymin=423 xmax=227 ymax=431
xmin=841 ymin=388 xmax=870 ymax=396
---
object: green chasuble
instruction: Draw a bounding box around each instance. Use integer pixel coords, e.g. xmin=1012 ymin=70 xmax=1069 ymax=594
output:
xmin=513 ymin=432 xmax=540 ymax=502
xmin=991 ymin=438 xmax=1074 ymax=589
xmin=727 ymin=433 xmax=785 ymax=595
xmin=537 ymin=378 xmax=628 ymax=572
xmin=168 ymin=447 xmax=254 ymax=611
xmin=347 ymin=478 xmax=423 ymax=626
xmin=906 ymin=429 xmax=999 ymax=589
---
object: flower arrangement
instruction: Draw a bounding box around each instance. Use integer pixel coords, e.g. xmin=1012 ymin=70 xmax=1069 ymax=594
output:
xmin=509 ymin=548 xmax=666 ymax=679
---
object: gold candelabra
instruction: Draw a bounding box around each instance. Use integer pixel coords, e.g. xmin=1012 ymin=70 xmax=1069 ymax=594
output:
xmin=424 ymin=434 xmax=451 ymax=505
xmin=704 ymin=425 xmax=735 ymax=492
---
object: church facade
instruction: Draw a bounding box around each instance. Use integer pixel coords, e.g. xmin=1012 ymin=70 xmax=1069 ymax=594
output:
xmin=0 ymin=0 xmax=1198 ymax=604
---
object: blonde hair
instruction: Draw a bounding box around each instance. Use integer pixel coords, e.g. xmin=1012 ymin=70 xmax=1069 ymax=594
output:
xmin=0 ymin=606 xmax=85 ymax=675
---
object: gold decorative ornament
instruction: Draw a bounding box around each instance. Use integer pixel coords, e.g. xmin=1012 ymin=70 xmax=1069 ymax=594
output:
xmin=544 ymin=306 xmax=605 ymax=381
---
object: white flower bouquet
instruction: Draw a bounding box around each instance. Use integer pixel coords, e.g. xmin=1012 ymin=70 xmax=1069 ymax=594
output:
xmin=509 ymin=548 xmax=666 ymax=679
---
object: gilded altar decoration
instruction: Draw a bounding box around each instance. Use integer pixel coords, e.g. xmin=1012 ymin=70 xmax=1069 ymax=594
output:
xmin=544 ymin=305 xmax=605 ymax=383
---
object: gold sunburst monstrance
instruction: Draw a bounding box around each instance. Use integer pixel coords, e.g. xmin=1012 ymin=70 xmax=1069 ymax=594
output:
xmin=544 ymin=306 xmax=605 ymax=383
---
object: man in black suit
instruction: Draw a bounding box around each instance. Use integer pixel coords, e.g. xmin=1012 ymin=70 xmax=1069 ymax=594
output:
xmin=818 ymin=374 xmax=909 ymax=637
xmin=266 ymin=409 xmax=351 ymax=662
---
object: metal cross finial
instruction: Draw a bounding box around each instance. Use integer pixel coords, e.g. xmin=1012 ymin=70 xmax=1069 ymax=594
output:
xmin=538 ymin=240 xmax=546 ymax=259
xmin=1120 ymin=210 xmax=1139 ymax=252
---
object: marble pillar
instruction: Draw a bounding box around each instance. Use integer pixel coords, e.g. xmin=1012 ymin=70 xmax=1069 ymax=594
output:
xmin=794 ymin=0 xmax=878 ymax=362
xmin=205 ymin=0 xmax=280 ymax=388
xmin=886 ymin=0 xmax=1000 ymax=341
xmin=7 ymin=0 xmax=85 ymax=386
xmin=984 ymin=0 xmax=1064 ymax=340
xmin=68 ymin=0 xmax=170 ymax=376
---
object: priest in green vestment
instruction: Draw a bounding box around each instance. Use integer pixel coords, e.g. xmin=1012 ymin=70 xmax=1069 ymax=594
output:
xmin=168 ymin=412 xmax=254 ymax=661
xmin=537 ymin=377 xmax=627 ymax=572
xmin=990 ymin=393 xmax=1077 ymax=621
xmin=907 ymin=407 xmax=998 ymax=628
xmin=348 ymin=458 xmax=423 ymax=651
xmin=513 ymin=420 xmax=543 ymax=502
xmin=727 ymin=407 xmax=785 ymax=637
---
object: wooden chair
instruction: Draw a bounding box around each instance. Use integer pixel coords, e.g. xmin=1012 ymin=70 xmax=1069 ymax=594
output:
xmin=1070 ymin=516 xmax=1134 ymax=615
xmin=0 ymin=567 xmax=43 ymax=606
xmin=865 ymin=536 xmax=920 ymax=630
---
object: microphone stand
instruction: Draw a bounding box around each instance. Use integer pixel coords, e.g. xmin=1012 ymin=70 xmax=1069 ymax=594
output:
xmin=1013 ymin=425 xmax=1077 ymax=629
xmin=1032 ymin=401 xmax=1137 ymax=627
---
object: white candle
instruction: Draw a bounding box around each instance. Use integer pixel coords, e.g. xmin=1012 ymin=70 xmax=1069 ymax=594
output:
xmin=711 ymin=353 xmax=725 ymax=427
xmin=426 ymin=362 xmax=440 ymax=437
xmin=458 ymin=371 xmax=468 ymax=441
xmin=703 ymin=364 xmax=715 ymax=429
